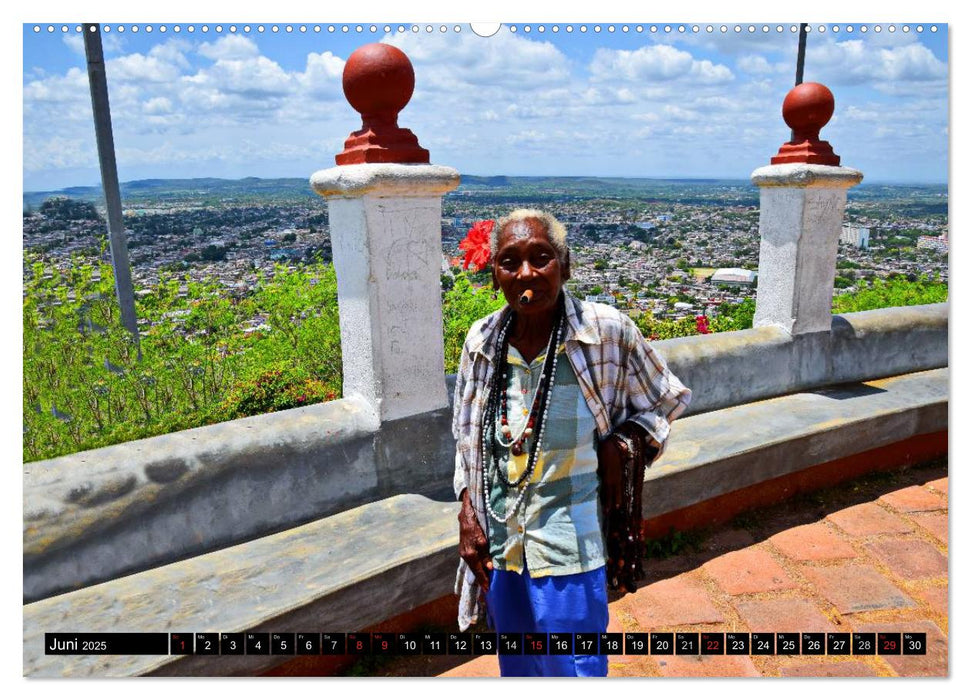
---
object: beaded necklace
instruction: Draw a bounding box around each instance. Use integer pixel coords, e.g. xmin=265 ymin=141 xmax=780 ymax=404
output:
xmin=482 ymin=296 xmax=566 ymax=524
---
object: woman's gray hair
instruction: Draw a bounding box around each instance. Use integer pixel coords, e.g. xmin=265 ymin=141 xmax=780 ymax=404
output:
xmin=491 ymin=209 xmax=569 ymax=263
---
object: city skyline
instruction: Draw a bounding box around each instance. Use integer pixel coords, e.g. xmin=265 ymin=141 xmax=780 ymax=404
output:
xmin=24 ymin=22 xmax=948 ymax=192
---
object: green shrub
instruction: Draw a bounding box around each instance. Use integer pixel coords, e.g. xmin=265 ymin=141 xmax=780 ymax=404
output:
xmin=832 ymin=275 xmax=947 ymax=313
xmin=219 ymin=366 xmax=337 ymax=420
xmin=23 ymin=253 xmax=342 ymax=462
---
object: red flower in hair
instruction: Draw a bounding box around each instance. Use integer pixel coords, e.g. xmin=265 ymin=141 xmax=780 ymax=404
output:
xmin=458 ymin=220 xmax=495 ymax=272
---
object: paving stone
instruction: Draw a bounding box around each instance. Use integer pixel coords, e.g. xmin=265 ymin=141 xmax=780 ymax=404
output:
xmin=703 ymin=548 xmax=796 ymax=595
xmin=910 ymin=512 xmax=948 ymax=545
xmin=628 ymin=574 xmax=726 ymax=628
xmin=864 ymin=539 xmax=947 ymax=581
xmin=925 ymin=477 xmax=948 ymax=497
xmin=702 ymin=528 xmax=756 ymax=552
xmin=608 ymin=657 xmax=659 ymax=677
xmin=439 ymin=654 xmax=499 ymax=677
xmin=853 ymin=620 xmax=947 ymax=677
xmin=879 ymin=486 xmax=946 ymax=513
xmin=913 ymin=585 xmax=948 ymax=618
xmin=780 ymin=660 xmax=877 ymax=677
xmin=642 ymin=553 xmax=707 ymax=584
xmin=769 ymin=522 xmax=858 ymax=562
xmin=801 ymin=563 xmax=915 ymax=614
xmin=826 ymin=503 xmax=913 ymax=537
xmin=655 ymin=653 xmax=760 ymax=677
xmin=734 ymin=598 xmax=838 ymax=634
xmin=606 ymin=610 xmax=635 ymax=666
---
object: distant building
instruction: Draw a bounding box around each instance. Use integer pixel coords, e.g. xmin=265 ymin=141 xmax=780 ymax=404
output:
xmin=711 ymin=268 xmax=756 ymax=287
xmin=917 ymin=232 xmax=948 ymax=253
xmin=840 ymin=225 xmax=870 ymax=250
xmin=585 ymin=294 xmax=616 ymax=306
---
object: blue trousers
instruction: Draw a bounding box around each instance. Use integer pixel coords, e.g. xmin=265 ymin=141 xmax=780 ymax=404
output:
xmin=485 ymin=563 xmax=609 ymax=677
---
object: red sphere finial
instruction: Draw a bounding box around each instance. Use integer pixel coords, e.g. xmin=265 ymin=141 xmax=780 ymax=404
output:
xmin=336 ymin=43 xmax=430 ymax=165
xmin=342 ymin=43 xmax=415 ymax=120
xmin=771 ymin=81 xmax=840 ymax=166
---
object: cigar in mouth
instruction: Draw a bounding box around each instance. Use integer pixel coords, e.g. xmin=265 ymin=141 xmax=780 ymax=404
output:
xmin=519 ymin=289 xmax=534 ymax=305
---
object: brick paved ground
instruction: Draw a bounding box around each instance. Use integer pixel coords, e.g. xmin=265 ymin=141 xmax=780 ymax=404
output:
xmin=435 ymin=460 xmax=948 ymax=678
xmin=344 ymin=460 xmax=947 ymax=678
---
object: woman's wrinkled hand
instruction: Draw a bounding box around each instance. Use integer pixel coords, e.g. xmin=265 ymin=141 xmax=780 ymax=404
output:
xmin=458 ymin=489 xmax=493 ymax=592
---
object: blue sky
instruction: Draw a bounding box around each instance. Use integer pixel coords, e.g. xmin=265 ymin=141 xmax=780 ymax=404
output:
xmin=22 ymin=20 xmax=949 ymax=191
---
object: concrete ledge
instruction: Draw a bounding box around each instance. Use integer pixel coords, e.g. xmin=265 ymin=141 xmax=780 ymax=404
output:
xmin=23 ymin=397 xmax=454 ymax=603
xmin=24 ymin=493 xmax=461 ymax=678
xmin=657 ymin=303 xmax=947 ymax=416
xmin=23 ymin=368 xmax=947 ymax=677
xmin=645 ymin=368 xmax=947 ymax=516
xmin=311 ymin=163 xmax=461 ymax=199
xmin=750 ymin=163 xmax=864 ymax=189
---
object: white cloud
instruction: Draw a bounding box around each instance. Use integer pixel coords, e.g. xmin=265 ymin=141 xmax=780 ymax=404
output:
xmin=108 ymin=51 xmax=186 ymax=84
xmin=23 ymin=67 xmax=89 ymax=104
xmin=737 ymin=54 xmax=787 ymax=75
xmin=175 ymin=54 xmax=295 ymax=123
xmin=689 ymin=59 xmax=733 ymax=84
xmin=384 ymin=30 xmax=571 ymax=92
xmin=23 ymin=135 xmax=94 ymax=172
xmin=198 ymin=35 xmax=260 ymax=61
xmin=807 ymin=39 xmax=947 ymax=91
xmin=657 ymin=27 xmax=795 ymax=56
xmin=296 ymin=51 xmax=345 ymax=99
xmin=590 ymin=44 xmax=734 ymax=85
xmin=149 ymin=40 xmax=191 ymax=69
xmin=63 ymin=33 xmax=84 ymax=56
xmin=144 ymin=97 xmax=173 ymax=115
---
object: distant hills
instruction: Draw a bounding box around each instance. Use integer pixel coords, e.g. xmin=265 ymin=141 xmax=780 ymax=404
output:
xmin=24 ymin=177 xmax=314 ymax=209
xmin=23 ymin=174 xmax=754 ymax=209
xmin=24 ymin=175 xmax=947 ymax=212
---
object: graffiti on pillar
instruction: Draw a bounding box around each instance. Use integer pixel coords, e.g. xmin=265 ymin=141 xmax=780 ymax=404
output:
xmin=381 ymin=207 xmax=438 ymax=282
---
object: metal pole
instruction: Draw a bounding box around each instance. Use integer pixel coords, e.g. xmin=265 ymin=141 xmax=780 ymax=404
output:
xmin=791 ymin=23 xmax=809 ymax=142
xmin=795 ymin=23 xmax=808 ymax=86
xmin=83 ymin=23 xmax=139 ymax=350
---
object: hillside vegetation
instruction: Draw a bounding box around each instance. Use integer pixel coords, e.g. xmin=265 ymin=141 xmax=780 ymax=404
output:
xmin=23 ymin=258 xmax=947 ymax=462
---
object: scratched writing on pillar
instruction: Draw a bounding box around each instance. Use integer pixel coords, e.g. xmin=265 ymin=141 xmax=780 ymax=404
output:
xmin=385 ymin=238 xmax=435 ymax=281
xmin=389 ymin=325 xmax=406 ymax=355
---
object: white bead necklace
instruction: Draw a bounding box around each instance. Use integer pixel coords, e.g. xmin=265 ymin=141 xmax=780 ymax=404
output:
xmin=483 ymin=305 xmax=565 ymax=524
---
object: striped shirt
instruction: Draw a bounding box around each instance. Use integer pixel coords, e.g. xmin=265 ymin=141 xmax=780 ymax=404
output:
xmin=487 ymin=343 xmax=604 ymax=578
xmin=453 ymin=292 xmax=691 ymax=631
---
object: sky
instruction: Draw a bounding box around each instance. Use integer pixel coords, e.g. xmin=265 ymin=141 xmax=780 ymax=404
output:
xmin=22 ymin=20 xmax=949 ymax=191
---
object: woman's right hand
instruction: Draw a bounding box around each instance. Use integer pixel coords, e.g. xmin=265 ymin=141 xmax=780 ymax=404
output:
xmin=458 ymin=489 xmax=493 ymax=593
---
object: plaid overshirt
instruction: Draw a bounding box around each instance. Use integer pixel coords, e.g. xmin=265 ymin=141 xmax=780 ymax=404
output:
xmin=452 ymin=292 xmax=692 ymax=631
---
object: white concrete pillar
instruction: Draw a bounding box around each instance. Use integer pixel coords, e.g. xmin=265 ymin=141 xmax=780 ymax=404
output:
xmin=751 ymin=164 xmax=863 ymax=335
xmin=751 ymin=82 xmax=863 ymax=336
xmin=312 ymin=164 xmax=460 ymax=421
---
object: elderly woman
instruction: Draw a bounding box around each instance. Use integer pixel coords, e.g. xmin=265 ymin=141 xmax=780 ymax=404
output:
xmin=452 ymin=209 xmax=691 ymax=677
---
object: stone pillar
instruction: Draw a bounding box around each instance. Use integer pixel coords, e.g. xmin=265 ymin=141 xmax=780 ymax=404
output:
xmin=751 ymin=82 xmax=863 ymax=335
xmin=311 ymin=44 xmax=460 ymax=421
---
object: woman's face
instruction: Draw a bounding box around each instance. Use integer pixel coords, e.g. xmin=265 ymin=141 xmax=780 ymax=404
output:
xmin=492 ymin=217 xmax=571 ymax=317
